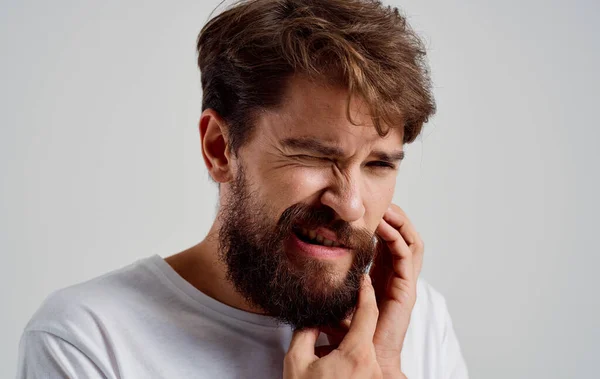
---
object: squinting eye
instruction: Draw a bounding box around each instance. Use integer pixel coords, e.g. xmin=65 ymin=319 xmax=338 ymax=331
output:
xmin=367 ymin=161 xmax=396 ymax=169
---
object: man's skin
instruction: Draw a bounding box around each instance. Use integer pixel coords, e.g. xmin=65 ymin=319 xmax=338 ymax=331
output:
xmin=165 ymin=74 xmax=424 ymax=378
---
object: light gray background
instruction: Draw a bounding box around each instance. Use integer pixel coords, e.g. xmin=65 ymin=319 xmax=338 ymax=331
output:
xmin=1 ymin=0 xmax=598 ymax=378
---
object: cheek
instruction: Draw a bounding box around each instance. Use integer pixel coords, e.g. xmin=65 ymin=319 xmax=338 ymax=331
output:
xmin=262 ymin=167 xmax=330 ymax=208
xmin=285 ymin=169 xmax=329 ymax=199
xmin=363 ymin=177 xmax=396 ymax=228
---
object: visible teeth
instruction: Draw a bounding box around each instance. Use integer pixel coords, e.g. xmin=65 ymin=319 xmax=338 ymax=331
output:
xmin=298 ymin=228 xmax=341 ymax=247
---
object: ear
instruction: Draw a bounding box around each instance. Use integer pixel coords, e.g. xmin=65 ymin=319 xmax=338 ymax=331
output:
xmin=199 ymin=109 xmax=234 ymax=183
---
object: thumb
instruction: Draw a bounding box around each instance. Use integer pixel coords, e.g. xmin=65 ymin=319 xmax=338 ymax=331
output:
xmin=286 ymin=327 xmax=320 ymax=366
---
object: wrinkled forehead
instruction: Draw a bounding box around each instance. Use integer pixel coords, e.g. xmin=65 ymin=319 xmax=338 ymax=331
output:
xmin=258 ymin=76 xmax=404 ymax=152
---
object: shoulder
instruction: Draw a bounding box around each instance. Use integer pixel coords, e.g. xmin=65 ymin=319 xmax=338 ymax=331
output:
xmin=402 ymin=278 xmax=469 ymax=378
xmin=23 ymin=257 xmax=155 ymax=341
xmin=17 ymin=258 xmax=156 ymax=378
xmin=405 ymin=278 xmax=455 ymax=349
xmin=414 ymin=278 xmax=451 ymax=322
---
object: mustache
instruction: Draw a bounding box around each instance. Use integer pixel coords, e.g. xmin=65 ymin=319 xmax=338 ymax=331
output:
xmin=276 ymin=203 xmax=374 ymax=250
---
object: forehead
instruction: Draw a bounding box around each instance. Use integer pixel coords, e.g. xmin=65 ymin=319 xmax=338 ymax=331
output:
xmin=256 ymin=75 xmax=404 ymax=151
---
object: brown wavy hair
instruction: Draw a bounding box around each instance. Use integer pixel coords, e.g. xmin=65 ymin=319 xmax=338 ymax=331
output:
xmin=197 ymin=0 xmax=435 ymax=154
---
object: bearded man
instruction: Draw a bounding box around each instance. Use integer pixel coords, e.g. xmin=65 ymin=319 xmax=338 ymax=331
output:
xmin=17 ymin=1 xmax=468 ymax=378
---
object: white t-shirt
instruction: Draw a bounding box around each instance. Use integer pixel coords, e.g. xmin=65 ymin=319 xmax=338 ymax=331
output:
xmin=16 ymin=255 xmax=469 ymax=378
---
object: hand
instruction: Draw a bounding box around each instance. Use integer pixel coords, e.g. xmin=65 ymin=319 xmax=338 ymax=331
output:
xmin=283 ymin=275 xmax=384 ymax=379
xmin=371 ymin=204 xmax=424 ymax=374
xmin=323 ymin=204 xmax=424 ymax=377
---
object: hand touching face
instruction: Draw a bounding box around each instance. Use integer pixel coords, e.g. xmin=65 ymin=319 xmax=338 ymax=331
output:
xmin=285 ymin=204 xmax=424 ymax=379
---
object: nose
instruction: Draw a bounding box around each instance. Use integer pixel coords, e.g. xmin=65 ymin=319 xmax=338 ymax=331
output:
xmin=320 ymin=169 xmax=365 ymax=223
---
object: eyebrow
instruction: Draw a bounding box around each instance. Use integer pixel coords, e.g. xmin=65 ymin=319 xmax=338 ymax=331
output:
xmin=372 ymin=150 xmax=405 ymax=163
xmin=281 ymin=137 xmax=405 ymax=163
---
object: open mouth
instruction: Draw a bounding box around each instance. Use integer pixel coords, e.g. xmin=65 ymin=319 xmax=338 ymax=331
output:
xmin=293 ymin=227 xmax=343 ymax=248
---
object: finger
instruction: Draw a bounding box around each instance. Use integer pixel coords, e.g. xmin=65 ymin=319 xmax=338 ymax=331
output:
xmin=286 ymin=327 xmax=319 ymax=367
xmin=383 ymin=207 xmax=417 ymax=245
xmin=338 ymin=275 xmax=379 ymax=351
xmin=376 ymin=219 xmax=414 ymax=282
xmin=383 ymin=208 xmax=424 ymax=276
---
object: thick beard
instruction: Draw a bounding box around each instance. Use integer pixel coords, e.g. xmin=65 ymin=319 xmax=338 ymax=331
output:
xmin=217 ymin=164 xmax=376 ymax=330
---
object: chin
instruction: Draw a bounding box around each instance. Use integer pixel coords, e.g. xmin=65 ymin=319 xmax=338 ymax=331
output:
xmin=293 ymin=263 xmax=351 ymax=296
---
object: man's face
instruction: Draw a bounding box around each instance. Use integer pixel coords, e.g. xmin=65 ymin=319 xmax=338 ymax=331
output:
xmin=218 ymin=76 xmax=403 ymax=329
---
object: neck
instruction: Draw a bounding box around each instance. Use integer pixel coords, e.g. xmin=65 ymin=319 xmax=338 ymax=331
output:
xmin=164 ymin=222 xmax=265 ymax=315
